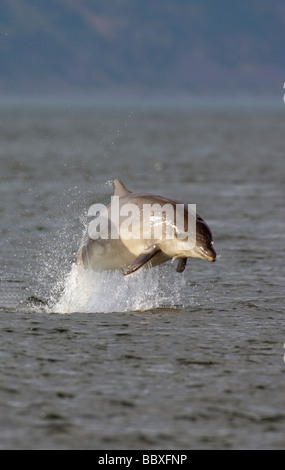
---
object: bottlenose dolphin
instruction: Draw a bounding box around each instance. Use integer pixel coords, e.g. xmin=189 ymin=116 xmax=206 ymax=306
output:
xmin=77 ymin=179 xmax=216 ymax=275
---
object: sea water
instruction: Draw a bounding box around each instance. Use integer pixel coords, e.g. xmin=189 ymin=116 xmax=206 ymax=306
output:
xmin=0 ymin=102 xmax=284 ymax=449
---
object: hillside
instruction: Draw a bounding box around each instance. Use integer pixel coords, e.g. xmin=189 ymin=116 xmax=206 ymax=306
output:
xmin=0 ymin=0 xmax=284 ymax=96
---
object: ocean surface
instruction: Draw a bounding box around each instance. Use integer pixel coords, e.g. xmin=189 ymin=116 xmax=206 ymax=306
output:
xmin=0 ymin=101 xmax=284 ymax=449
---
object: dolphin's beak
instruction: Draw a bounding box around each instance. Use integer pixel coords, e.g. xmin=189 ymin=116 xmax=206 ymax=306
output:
xmin=200 ymin=246 xmax=216 ymax=262
xmin=208 ymin=248 xmax=216 ymax=262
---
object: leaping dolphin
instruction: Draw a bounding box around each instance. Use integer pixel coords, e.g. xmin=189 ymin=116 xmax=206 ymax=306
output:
xmin=76 ymin=179 xmax=216 ymax=275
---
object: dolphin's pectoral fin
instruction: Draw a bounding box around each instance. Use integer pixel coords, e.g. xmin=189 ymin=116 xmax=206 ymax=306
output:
xmin=124 ymin=246 xmax=161 ymax=275
xmin=176 ymin=258 xmax=187 ymax=273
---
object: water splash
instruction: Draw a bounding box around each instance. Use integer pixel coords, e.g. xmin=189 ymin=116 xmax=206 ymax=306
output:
xmin=51 ymin=263 xmax=186 ymax=313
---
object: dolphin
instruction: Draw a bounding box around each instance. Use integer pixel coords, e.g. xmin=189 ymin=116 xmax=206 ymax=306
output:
xmin=76 ymin=179 xmax=216 ymax=275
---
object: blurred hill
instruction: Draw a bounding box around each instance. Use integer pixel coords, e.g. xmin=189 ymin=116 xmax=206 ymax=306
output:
xmin=0 ymin=0 xmax=284 ymax=97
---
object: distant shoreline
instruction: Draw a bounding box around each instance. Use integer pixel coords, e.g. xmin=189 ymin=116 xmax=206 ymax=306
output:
xmin=0 ymin=92 xmax=282 ymax=110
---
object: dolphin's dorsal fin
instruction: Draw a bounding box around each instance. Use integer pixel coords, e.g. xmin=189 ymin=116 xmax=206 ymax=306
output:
xmin=113 ymin=179 xmax=132 ymax=197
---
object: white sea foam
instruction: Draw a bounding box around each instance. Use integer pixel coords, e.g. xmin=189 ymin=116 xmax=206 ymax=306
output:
xmin=51 ymin=263 xmax=186 ymax=313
